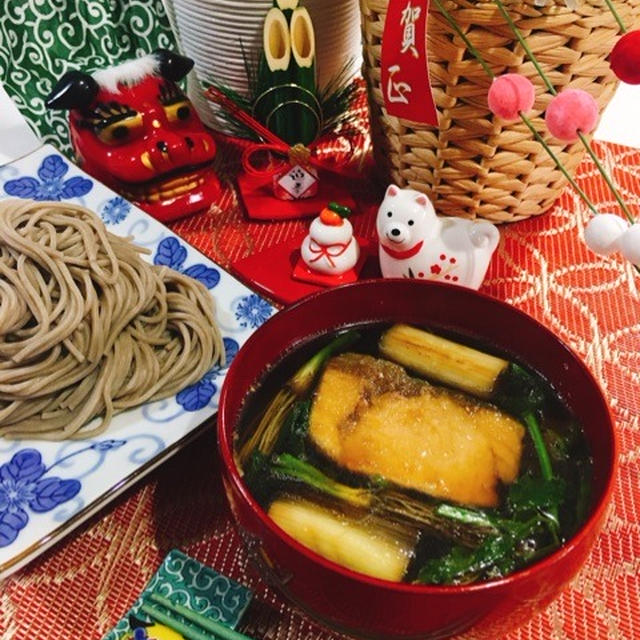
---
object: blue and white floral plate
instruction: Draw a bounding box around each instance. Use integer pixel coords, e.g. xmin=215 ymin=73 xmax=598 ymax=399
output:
xmin=0 ymin=145 xmax=275 ymax=579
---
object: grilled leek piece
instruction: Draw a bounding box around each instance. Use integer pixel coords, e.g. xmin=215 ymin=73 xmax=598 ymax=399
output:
xmin=268 ymin=495 xmax=418 ymax=581
xmin=379 ymin=324 xmax=509 ymax=399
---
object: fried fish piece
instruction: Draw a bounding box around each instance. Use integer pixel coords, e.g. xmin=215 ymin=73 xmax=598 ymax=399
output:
xmin=309 ymin=353 xmax=525 ymax=507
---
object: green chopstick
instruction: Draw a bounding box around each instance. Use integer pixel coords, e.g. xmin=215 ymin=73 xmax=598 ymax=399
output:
xmin=143 ymin=593 xmax=256 ymax=640
xmin=140 ymin=603 xmax=213 ymax=640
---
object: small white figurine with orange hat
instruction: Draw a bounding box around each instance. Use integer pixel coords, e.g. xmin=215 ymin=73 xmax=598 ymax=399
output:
xmin=293 ymin=202 xmax=364 ymax=285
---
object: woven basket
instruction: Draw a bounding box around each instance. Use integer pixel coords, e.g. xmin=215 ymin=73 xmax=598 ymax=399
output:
xmin=360 ymin=0 xmax=640 ymax=222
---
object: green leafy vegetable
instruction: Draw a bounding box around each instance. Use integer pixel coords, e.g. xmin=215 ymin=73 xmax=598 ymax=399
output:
xmin=274 ymin=399 xmax=311 ymax=458
xmin=507 ymin=474 xmax=566 ymax=518
xmin=494 ymin=363 xmax=546 ymax=417
xmin=543 ymin=427 xmax=573 ymax=463
xmin=494 ymin=362 xmax=561 ymax=538
xmin=416 ymin=510 xmax=550 ymax=585
xmin=522 ymin=411 xmax=554 ymax=482
xmin=243 ymin=450 xmax=273 ymax=505
xmin=415 ymin=475 xmax=571 ymax=584
xmin=417 ymin=533 xmax=520 ymax=585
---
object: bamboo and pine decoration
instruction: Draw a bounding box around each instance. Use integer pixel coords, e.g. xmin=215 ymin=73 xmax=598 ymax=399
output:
xmin=206 ymin=0 xmax=360 ymax=150
xmin=256 ymin=7 xmax=292 ymax=139
xmin=255 ymin=0 xmax=319 ymax=145
xmin=359 ymin=0 xmax=640 ymax=222
xmin=275 ymin=0 xmax=298 ymax=20
xmin=290 ymin=7 xmax=317 ymax=143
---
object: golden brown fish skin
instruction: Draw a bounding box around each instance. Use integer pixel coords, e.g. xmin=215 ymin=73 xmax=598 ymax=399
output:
xmin=309 ymin=353 xmax=525 ymax=508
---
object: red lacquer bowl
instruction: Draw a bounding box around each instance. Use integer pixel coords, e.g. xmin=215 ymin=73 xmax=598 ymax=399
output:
xmin=217 ymin=280 xmax=617 ymax=640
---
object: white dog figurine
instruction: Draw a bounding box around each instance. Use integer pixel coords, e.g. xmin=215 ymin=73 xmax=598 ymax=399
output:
xmin=377 ymin=185 xmax=500 ymax=290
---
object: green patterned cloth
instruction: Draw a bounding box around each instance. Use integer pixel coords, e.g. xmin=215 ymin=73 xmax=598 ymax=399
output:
xmin=0 ymin=0 xmax=177 ymax=154
xmin=103 ymin=548 xmax=253 ymax=640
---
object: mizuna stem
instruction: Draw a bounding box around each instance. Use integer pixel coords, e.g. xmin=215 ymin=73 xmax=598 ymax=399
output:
xmin=522 ymin=411 xmax=553 ymax=482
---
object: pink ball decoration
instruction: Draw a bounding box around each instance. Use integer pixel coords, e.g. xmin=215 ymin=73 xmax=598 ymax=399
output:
xmin=545 ymin=89 xmax=599 ymax=142
xmin=487 ymin=74 xmax=536 ymax=122
xmin=610 ymin=30 xmax=640 ymax=85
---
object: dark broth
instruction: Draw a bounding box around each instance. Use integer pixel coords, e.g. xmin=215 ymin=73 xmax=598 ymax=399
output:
xmin=235 ymin=323 xmax=593 ymax=585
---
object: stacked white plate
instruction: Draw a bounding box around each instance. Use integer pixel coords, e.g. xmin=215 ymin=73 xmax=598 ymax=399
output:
xmin=163 ymin=0 xmax=363 ymax=133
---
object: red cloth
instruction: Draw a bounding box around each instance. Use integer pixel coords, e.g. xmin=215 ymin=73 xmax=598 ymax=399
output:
xmin=1 ymin=140 xmax=639 ymax=640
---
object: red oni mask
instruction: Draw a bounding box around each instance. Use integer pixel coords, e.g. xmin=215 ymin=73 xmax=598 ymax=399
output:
xmin=46 ymin=50 xmax=220 ymax=223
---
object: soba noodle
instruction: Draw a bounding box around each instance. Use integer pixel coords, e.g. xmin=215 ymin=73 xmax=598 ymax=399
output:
xmin=0 ymin=199 xmax=223 ymax=440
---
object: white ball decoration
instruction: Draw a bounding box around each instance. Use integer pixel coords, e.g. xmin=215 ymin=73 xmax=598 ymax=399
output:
xmin=618 ymin=223 xmax=640 ymax=265
xmin=584 ymin=214 xmax=629 ymax=256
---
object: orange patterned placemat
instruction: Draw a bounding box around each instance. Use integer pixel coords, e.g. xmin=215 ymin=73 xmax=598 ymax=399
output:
xmin=0 ymin=140 xmax=639 ymax=640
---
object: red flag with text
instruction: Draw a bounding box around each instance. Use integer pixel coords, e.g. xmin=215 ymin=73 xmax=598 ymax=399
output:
xmin=380 ymin=0 xmax=438 ymax=126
